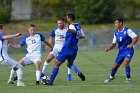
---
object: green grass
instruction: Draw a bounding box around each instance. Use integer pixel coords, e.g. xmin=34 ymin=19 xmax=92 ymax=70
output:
xmin=0 ymin=50 xmax=140 ymax=93
xmin=4 ymin=20 xmax=140 ymax=34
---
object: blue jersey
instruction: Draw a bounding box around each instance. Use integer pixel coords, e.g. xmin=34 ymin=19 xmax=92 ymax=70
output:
xmin=114 ymin=27 xmax=132 ymax=51
xmin=60 ymin=23 xmax=82 ymax=55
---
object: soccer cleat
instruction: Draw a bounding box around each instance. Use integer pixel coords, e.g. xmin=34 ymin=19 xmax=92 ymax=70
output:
xmin=17 ymin=81 xmax=25 ymax=86
xmin=78 ymin=72 xmax=85 ymax=81
xmin=41 ymin=78 xmax=53 ymax=85
xmin=7 ymin=80 xmax=16 ymax=84
xmin=104 ymin=76 xmax=115 ymax=83
xmin=40 ymin=73 xmax=45 ymax=78
xmin=67 ymin=74 xmax=72 ymax=81
xmin=125 ymin=78 xmax=131 ymax=82
xmin=36 ymin=81 xmax=40 ymax=85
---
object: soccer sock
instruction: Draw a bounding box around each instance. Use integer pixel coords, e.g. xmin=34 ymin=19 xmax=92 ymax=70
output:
xmin=42 ymin=61 xmax=49 ymax=74
xmin=70 ymin=65 xmax=80 ymax=74
xmin=125 ymin=66 xmax=131 ymax=78
xmin=9 ymin=69 xmax=16 ymax=80
xmin=16 ymin=68 xmax=23 ymax=82
xmin=111 ymin=68 xmax=117 ymax=77
xmin=67 ymin=67 xmax=71 ymax=74
xmin=49 ymin=67 xmax=59 ymax=84
xmin=36 ymin=70 xmax=41 ymax=81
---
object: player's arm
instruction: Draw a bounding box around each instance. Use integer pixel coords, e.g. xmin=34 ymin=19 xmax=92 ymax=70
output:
xmin=3 ymin=33 xmax=21 ymax=40
xmin=105 ymin=43 xmax=116 ymax=52
xmin=44 ymin=40 xmax=53 ymax=50
xmin=45 ymin=36 xmax=54 ymax=50
xmin=105 ymin=35 xmax=116 ymax=52
xmin=78 ymin=29 xmax=85 ymax=39
xmin=127 ymin=29 xmax=139 ymax=48
xmin=8 ymin=43 xmax=21 ymax=48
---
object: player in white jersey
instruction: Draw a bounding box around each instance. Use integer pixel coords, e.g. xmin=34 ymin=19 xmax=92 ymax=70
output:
xmin=0 ymin=24 xmax=25 ymax=86
xmin=41 ymin=17 xmax=85 ymax=81
xmin=9 ymin=24 xmax=52 ymax=85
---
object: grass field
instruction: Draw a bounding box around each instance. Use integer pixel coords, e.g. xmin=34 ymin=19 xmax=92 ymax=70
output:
xmin=0 ymin=50 xmax=140 ymax=93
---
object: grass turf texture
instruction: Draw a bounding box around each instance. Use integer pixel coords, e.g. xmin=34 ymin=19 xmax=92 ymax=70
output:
xmin=0 ymin=50 xmax=140 ymax=93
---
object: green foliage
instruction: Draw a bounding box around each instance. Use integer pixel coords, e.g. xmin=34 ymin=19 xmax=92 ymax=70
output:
xmin=0 ymin=8 xmax=10 ymax=23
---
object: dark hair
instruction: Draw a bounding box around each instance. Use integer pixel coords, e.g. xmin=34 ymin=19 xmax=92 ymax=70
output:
xmin=29 ymin=24 xmax=35 ymax=27
xmin=114 ymin=18 xmax=123 ymax=25
xmin=67 ymin=13 xmax=75 ymax=21
xmin=0 ymin=24 xmax=4 ymax=29
xmin=57 ymin=17 xmax=64 ymax=22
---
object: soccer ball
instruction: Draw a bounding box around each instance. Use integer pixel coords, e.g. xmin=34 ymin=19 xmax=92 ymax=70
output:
xmin=41 ymin=76 xmax=50 ymax=85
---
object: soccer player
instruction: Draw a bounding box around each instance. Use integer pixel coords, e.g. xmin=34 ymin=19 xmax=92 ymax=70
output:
xmin=104 ymin=18 xmax=138 ymax=83
xmin=9 ymin=24 xmax=52 ymax=85
xmin=0 ymin=24 xmax=25 ymax=86
xmin=42 ymin=13 xmax=85 ymax=85
xmin=41 ymin=17 xmax=85 ymax=81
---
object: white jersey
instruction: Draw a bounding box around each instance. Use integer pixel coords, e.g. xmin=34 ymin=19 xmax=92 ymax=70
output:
xmin=51 ymin=27 xmax=67 ymax=49
xmin=0 ymin=34 xmax=8 ymax=61
xmin=19 ymin=33 xmax=46 ymax=55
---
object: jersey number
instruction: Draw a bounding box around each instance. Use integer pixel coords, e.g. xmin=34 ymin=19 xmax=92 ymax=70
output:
xmin=31 ymin=39 xmax=36 ymax=44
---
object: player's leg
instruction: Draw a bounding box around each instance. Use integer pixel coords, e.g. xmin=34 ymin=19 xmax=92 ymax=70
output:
xmin=123 ymin=49 xmax=134 ymax=82
xmin=66 ymin=62 xmax=72 ymax=81
xmin=68 ymin=53 xmax=85 ymax=81
xmin=41 ymin=53 xmax=54 ymax=77
xmin=104 ymin=52 xmax=124 ymax=83
xmin=46 ymin=60 xmax=62 ymax=85
xmin=35 ymin=61 xmax=41 ymax=85
xmin=123 ymin=58 xmax=131 ymax=82
xmin=8 ymin=68 xmax=16 ymax=84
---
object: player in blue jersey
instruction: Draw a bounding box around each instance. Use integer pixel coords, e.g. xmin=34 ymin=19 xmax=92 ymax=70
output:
xmin=8 ymin=24 xmax=52 ymax=85
xmin=0 ymin=24 xmax=25 ymax=86
xmin=41 ymin=17 xmax=85 ymax=81
xmin=42 ymin=13 xmax=85 ymax=85
xmin=104 ymin=18 xmax=138 ymax=83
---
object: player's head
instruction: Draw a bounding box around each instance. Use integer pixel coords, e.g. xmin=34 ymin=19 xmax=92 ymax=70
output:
xmin=0 ymin=24 xmax=5 ymax=33
xmin=66 ymin=13 xmax=75 ymax=23
xmin=28 ymin=24 xmax=36 ymax=36
xmin=57 ymin=17 xmax=64 ymax=29
xmin=114 ymin=18 xmax=123 ymax=29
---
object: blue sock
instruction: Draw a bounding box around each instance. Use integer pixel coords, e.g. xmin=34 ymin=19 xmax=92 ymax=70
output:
xmin=49 ymin=67 xmax=59 ymax=84
xmin=111 ymin=68 xmax=117 ymax=77
xmin=125 ymin=66 xmax=131 ymax=78
xmin=70 ymin=65 xmax=79 ymax=74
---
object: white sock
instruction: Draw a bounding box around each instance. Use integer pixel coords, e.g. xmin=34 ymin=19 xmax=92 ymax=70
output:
xmin=16 ymin=68 xmax=23 ymax=82
xmin=36 ymin=70 xmax=41 ymax=81
xmin=42 ymin=61 xmax=49 ymax=74
xmin=9 ymin=69 xmax=16 ymax=81
xmin=67 ymin=67 xmax=71 ymax=74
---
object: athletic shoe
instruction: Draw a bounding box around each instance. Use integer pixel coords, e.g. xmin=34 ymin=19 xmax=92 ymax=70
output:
xmin=78 ymin=72 xmax=85 ymax=81
xmin=67 ymin=74 xmax=71 ymax=81
xmin=104 ymin=76 xmax=115 ymax=83
xmin=125 ymin=78 xmax=131 ymax=82
xmin=7 ymin=80 xmax=16 ymax=84
xmin=36 ymin=81 xmax=40 ymax=85
xmin=17 ymin=81 xmax=25 ymax=86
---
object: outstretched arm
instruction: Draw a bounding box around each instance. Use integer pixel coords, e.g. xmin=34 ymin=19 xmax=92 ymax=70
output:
xmin=8 ymin=43 xmax=21 ymax=48
xmin=3 ymin=33 xmax=21 ymax=40
xmin=44 ymin=40 xmax=53 ymax=51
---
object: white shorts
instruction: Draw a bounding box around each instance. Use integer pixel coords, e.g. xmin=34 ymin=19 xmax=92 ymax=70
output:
xmin=22 ymin=54 xmax=42 ymax=65
xmin=0 ymin=56 xmax=22 ymax=68
xmin=50 ymin=47 xmax=62 ymax=57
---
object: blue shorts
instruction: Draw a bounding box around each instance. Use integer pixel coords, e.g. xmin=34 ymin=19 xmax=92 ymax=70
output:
xmin=56 ymin=52 xmax=77 ymax=64
xmin=115 ymin=49 xmax=134 ymax=64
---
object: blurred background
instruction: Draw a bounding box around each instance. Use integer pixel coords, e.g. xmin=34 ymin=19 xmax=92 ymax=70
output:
xmin=0 ymin=0 xmax=140 ymax=52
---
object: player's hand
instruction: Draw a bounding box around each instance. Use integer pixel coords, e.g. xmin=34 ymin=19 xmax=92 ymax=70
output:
xmin=104 ymin=48 xmax=110 ymax=52
xmin=16 ymin=33 xmax=22 ymax=36
xmin=127 ymin=44 xmax=133 ymax=49
xmin=45 ymin=46 xmax=52 ymax=51
xmin=8 ymin=43 xmax=13 ymax=48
